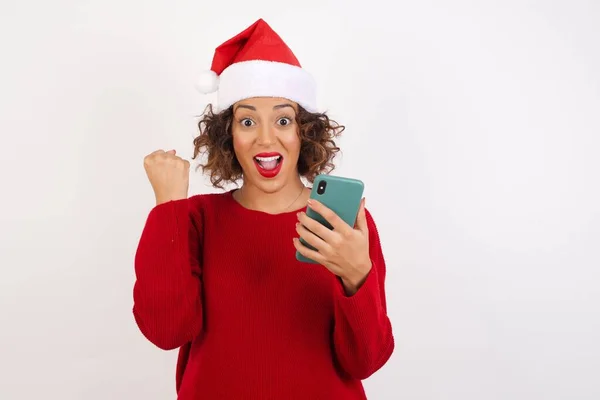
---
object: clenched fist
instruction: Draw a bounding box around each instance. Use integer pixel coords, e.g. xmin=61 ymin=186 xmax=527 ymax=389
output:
xmin=143 ymin=149 xmax=190 ymax=205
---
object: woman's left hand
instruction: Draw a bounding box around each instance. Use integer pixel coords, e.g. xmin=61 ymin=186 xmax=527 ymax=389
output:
xmin=293 ymin=198 xmax=372 ymax=295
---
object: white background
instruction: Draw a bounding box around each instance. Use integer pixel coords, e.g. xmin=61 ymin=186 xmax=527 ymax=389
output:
xmin=1 ymin=0 xmax=599 ymax=399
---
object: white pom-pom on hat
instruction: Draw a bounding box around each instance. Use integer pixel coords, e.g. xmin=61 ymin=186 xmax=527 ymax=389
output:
xmin=195 ymin=70 xmax=219 ymax=94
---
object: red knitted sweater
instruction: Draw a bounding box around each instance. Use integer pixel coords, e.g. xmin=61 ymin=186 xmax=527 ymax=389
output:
xmin=132 ymin=190 xmax=394 ymax=399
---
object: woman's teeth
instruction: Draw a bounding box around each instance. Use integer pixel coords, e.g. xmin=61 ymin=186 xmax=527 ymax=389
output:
xmin=255 ymin=156 xmax=280 ymax=162
xmin=255 ymin=156 xmax=282 ymax=170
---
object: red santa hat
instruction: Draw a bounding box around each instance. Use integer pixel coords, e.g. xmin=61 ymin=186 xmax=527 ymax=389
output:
xmin=195 ymin=19 xmax=318 ymax=113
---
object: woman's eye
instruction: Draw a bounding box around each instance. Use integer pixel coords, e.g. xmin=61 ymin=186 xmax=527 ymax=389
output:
xmin=241 ymin=118 xmax=254 ymax=127
xmin=278 ymin=117 xmax=292 ymax=126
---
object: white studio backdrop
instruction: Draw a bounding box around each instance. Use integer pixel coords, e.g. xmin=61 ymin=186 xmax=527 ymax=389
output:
xmin=0 ymin=0 xmax=599 ymax=399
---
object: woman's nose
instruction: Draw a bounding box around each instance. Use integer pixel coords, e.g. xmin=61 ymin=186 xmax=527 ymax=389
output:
xmin=257 ymin=126 xmax=276 ymax=146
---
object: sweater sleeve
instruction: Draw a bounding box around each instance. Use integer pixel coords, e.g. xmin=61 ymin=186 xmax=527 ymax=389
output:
xmin=332 ymin=209 xmax=395 ymax=380
xmin=132 ymin=197 xmax=204 ymax=350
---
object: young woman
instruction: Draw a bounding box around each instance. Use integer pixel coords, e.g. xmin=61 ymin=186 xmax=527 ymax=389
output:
xmin=133 ymin=19 xmax=394 ymax=399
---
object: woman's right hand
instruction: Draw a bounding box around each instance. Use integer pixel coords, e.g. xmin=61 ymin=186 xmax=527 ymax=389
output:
xmin=143 ymin=149 xmax=190 ymax=205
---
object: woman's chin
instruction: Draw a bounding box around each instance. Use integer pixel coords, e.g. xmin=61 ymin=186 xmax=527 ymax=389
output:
xmin=243 ymin=166 xmax=298 ymax=193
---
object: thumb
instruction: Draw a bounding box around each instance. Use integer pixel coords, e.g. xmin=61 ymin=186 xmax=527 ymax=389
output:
xmin=355 ymin=198 xmax=368 ymax=232
xmin=166 ymin=149 xmax=176 ymax=155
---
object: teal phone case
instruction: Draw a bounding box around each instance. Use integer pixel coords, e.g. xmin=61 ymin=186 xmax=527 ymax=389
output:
xmin=296 ymin=174 xmax=365 ymax=264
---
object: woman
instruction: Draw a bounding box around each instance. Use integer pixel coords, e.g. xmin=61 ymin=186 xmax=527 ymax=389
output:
xmin=133 ymin=19 xmax=394 ymax=399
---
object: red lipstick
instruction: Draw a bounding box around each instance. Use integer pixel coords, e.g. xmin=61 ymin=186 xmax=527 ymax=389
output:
xmin=253 ymin=152 xmax=283 ymax=178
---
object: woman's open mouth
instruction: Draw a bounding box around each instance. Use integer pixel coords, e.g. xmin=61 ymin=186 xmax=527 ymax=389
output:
xmin=253 ymin=152 xmax=283 ymax=178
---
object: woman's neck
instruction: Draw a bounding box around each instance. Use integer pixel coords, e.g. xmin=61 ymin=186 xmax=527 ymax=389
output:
xmin=235 ymin=176 xmax=310 ymax=214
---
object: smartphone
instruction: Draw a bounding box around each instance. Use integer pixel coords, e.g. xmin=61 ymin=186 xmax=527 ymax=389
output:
xmin=296 ymin=174 xmax=365 ymax=264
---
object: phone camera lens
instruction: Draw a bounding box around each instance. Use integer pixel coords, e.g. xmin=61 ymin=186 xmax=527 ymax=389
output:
xmin=317 ymin=181 xmax=327 ymax=195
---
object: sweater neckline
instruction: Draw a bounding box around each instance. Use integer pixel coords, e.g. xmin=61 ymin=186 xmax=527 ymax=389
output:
xmin=226 ymin=189 xmax=308 ymax=218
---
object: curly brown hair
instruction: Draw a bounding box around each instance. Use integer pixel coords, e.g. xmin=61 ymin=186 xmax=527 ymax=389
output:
xmin=192 ymin=103 xmax=345 ymax=188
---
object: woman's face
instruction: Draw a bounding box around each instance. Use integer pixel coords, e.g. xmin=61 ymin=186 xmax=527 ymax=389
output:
xmin=231 ymin=97 xmax=301 ymax=193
